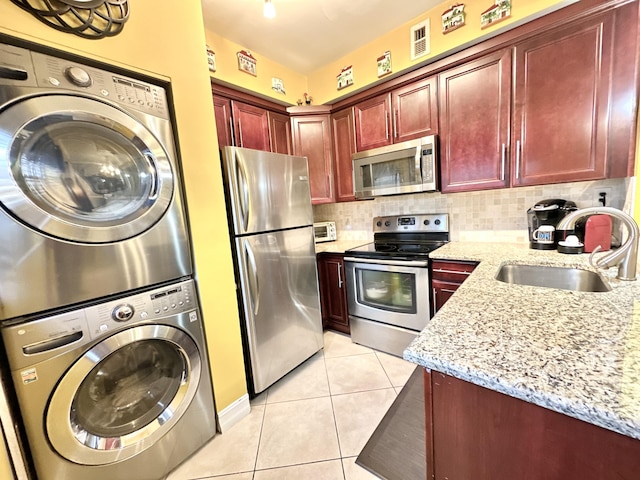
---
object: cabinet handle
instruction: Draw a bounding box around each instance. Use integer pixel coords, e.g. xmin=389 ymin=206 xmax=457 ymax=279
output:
xmin=337 ymin=263 xmax=343 ymax=289
xmin=237 ymin=119 xmax=244 ymax=147
xmin=432 ymin=287 xmax=437 ymax=313
xmin=432 ymin=268 xmax=472 ymax=276
xmin=385 ymin=112 xmax=389 ymax=140
xmin=501 ymin=143 xmax=506 ymax=181
xmin=229 ymin=117 xmax=235 ymax=146
xmin=515 ymin=140 xmax=521 ymax=179
xmin=393 ymin=110 xmax=398 ymax=138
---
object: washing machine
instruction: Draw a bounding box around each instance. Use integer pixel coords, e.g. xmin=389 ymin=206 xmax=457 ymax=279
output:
xmin=1 ymin=278 xmax=216 ymax=480
xmin=0 ymin=41 xmax=192 ymax=321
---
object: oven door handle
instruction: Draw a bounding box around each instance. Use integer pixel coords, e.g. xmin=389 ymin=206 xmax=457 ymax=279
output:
xmin=344 ymin=257 xmax=429 ymax=268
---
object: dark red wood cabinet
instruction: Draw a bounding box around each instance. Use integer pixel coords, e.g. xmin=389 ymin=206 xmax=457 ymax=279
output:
xmin=439 ymin=4 xmax=637 ymax=193
xmin=353 ymin=76 xmax=438 ymax=151
xmin=317 ymin=253 xmax=350 ymax=334
xmin=438 ymin=50 xmax=512 ymax=193
xmin=430 ymin=260 xmax=477 ymax=314
xmin=291 ymin=113 xmax=334 ymax=204
xmin=331 ymin=107 xmax=357 ymax=203
xmin=511 ymin=11 xmax=615 ymax=186
xmin=424 ymin=369 xmax=640 ymax=480
xmin=268 ymin=111 xmax=292 ymax=155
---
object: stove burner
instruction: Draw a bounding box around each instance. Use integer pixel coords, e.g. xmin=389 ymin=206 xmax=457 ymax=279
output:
xmin=347 ymin=213 xmax=450 ymax=261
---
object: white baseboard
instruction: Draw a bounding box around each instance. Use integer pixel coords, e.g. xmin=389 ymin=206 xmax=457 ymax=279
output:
xmin=217 ymin=394 xmax=250 ymax=433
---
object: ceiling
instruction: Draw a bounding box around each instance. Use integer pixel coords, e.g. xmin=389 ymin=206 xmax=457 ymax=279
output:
xmin=200 ymin=0 xmax=443 ymax=75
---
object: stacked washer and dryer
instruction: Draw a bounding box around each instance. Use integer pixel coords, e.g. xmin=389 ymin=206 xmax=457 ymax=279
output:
xmin=0 ymin=42 xmax=216 ymax=479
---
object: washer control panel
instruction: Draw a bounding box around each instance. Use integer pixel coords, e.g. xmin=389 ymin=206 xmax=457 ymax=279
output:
xmin=0 ymin=42 xmax=169 ymax=119
xmin=0 ymin=279 xmax=199 ymax=370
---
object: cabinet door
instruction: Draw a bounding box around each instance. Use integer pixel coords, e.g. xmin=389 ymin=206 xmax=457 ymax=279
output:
xmin=291 ymin=115 xmax=334 ymax=204
xmin=213 ymin=95 xmax=234 ymax=149
xmin=512 ymin=14 xmax=614 ymax=186
xmin=439 ymin=49 xmax=512 ymax=193
xmin=268 ymin=111 xmax=292 ymax=154
xmin=392 ymin=76 xmax=438 ymax=143
xmin=331 ymin=108 xmax=357 ymax=202
xmin=354 ymin=93 xmax=392 ymax=151
xmin=317 ymin=253 xmax=350 ymax=334
xmin=431 ymin=260 xmax=477 ymax=313
xmin=231 ymin=101 xmax=271 ymax=151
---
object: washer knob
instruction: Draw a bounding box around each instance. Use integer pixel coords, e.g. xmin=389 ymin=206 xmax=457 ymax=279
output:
xmin=112 ymin=304 xmax=135 ymax=322
xmin=64 ymin=66 xmax=92 ymax=87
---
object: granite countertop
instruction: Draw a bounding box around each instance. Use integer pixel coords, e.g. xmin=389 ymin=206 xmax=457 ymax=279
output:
xmin=314 ymin=239 xmax=369 ymax=254
xmin=404 ymin=241 xmax=640 ymax=440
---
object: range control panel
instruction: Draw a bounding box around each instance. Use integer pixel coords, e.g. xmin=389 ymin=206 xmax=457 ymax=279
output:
xmin=373 ymin=213 xmax=449 ymax=233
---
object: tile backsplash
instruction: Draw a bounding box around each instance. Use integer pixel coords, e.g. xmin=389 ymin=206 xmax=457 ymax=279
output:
xmin=313 ymin=178 xmax=632 ymax=244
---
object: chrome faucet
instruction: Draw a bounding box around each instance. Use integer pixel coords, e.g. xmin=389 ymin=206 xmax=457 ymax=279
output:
xmin=556 ymin=206 xmax=639 ymax=281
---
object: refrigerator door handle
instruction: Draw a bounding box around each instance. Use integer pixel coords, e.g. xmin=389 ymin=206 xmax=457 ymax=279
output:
xmin=235 ymin=152 xmax=250 ymax=232
xmin=244 ymin=240 xmax=260 ymax=315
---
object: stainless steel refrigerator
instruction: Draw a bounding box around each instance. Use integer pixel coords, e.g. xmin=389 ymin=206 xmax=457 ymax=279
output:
xmin=221 ymin=146 xmax=323 ymax=395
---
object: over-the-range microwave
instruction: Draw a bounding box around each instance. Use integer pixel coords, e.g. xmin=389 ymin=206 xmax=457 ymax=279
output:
xmin=352 ymin=135 xmax=438 ymax=199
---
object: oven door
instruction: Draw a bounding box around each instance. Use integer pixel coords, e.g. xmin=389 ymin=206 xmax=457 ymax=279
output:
xmin=344 ymin=257 xmax=430 ymax=331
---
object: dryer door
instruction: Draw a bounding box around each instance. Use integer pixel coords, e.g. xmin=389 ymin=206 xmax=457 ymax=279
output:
xmin=46 ymin=324 xmax=201 ymax=465
xmin=0 ymin=94 xmax=174 ymax=243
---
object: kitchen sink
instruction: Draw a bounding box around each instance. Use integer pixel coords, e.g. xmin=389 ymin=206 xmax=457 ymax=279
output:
xmin=495 ymin=264 xmax=611 ymax=292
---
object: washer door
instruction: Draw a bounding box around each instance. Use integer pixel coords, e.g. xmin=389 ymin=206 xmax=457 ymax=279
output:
xmin=0 ymin=94 xmax=173 ymax=243
xmin=46 ymin=324 xmax=201 ymax=465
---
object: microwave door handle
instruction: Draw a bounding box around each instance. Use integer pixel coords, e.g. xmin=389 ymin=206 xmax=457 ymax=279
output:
xmin=235 ymin=152 xmax=250 ymax=232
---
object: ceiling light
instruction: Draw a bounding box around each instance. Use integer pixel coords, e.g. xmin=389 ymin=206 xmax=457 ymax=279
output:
xmin=264 ymin=0 xmax=276 ymax=19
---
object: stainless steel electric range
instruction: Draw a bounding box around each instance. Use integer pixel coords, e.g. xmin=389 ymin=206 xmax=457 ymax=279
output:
xmin=344 ymin=213 xmax=449 ymax=356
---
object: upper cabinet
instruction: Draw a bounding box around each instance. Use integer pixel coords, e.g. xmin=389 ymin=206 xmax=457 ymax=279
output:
xmin=440 ymin=6 xmax=635 ymax=193
xmin=353 ymin=77 xmax=438 ymax=151
xmin=511 ymin=13 xmax=615 ymax=187
xmin=439 ymin=50 xmax=512 ymax=193
xmin=331 ymin=107 xmax=357 ymax=202
xmin=268 ymin=111 xmax=292 ymax=155
xmin=290 ymin=112 xmax=334 ymax=204
xmin=212 ymin=86 xmax=292 ymax=154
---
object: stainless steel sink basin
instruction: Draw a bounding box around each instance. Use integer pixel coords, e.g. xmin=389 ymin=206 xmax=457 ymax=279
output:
xmin=495 ymin=264 xmax=611 ymax=292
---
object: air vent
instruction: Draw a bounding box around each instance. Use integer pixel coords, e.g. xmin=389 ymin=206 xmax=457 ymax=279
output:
xmin=410 ymin=20 xmax=430 ymax=60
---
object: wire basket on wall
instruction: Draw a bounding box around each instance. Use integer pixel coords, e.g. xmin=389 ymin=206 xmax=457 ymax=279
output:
xmin=10 ymin=0 xmax=129 ymax=39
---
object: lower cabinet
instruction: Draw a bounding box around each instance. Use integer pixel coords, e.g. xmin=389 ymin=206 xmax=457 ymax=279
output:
xmin=431 ymin=260 xmax=477 ymax=313
xmin=424 ymin=369 xmax=640 ymax=480
xmin=317 ymin=252 xmax=350 ymax=334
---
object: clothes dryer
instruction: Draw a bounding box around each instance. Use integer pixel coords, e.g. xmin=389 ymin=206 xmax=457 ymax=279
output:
xmin=1 ymin=278 xmax=216 ymax=480
xmin=0 ymin=42 xmax=192 ymax=320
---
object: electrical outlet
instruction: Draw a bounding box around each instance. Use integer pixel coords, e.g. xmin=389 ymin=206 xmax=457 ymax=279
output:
xmin=597 ymin=188 xmax=612 ymax=207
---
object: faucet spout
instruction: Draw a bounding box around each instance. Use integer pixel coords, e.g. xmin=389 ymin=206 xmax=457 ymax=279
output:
xmin=556 ymin=206 xmax=639 ymax=281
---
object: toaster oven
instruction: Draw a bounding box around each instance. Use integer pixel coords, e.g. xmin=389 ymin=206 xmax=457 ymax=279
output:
xmin=314 ymin=221 xmax=337 ymax=243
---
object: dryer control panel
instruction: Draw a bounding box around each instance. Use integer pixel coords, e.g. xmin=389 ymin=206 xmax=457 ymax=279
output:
xmin=0 ymin=42 xmax=169 ymax=119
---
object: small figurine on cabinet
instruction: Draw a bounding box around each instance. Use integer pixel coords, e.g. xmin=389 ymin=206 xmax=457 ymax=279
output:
xmin=304 ymin=93 xmax=312 ymax=105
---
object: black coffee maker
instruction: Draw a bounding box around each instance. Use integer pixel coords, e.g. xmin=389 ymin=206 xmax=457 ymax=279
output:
xmin=527 ymin=199 xmax=578 ymax=250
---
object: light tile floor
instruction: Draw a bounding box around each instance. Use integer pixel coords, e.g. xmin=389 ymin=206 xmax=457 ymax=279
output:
xmin=167 ymin=330 xmax=417 ymax=480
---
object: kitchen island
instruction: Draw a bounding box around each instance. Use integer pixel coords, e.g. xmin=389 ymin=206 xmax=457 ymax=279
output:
xmin=404 ymin=242 xmax=640 ymax=479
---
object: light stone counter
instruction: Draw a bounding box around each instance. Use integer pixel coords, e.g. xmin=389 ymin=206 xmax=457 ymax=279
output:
xmin=403 ymin=241 xmax=640 ymax=440
xmin=314 ymin=240 xmax=369 ymax=254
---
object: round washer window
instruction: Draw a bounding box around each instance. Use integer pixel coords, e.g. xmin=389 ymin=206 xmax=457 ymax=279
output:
xmin=72 ymin=339 xmax=185 ymax=438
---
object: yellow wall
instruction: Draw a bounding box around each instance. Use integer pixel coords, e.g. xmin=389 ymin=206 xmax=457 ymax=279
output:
xmin=204 ymin=0 xmax=575 ymax=106
xmin=310 ymin=0 xmax=576 ymax=104
xmin=206 ymin=30 xmax=307 ymax=106
xmin=0 ymin=0 xmax=246 ymax=432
